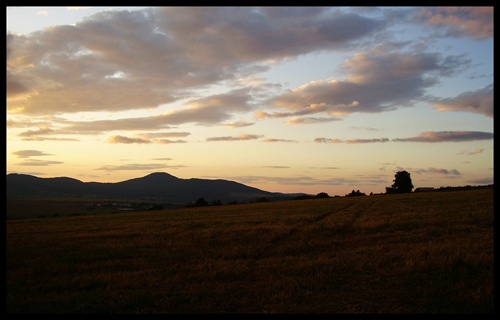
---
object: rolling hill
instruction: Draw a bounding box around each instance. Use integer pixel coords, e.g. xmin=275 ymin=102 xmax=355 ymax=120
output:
xmin=6 ymin=172 xmax=295 ymax=204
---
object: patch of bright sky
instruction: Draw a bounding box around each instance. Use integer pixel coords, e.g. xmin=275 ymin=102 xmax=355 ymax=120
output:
xmin=259 ymin=51 xmax=347 ymax=90
xmin=427 ymin=39 xmax=493 ymax=98
xmin=6 ymin=7 xmax=148 ymax=35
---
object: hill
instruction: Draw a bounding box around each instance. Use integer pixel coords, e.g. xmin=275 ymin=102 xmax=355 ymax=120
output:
xmin=6 ymin=172 xmax=294 ymax=204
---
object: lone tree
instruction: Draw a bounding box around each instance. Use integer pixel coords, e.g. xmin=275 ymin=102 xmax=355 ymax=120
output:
xmin=386 ymin=170 xmax=414 ymax=194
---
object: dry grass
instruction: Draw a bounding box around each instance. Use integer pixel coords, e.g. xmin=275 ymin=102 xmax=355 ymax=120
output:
xmin=6 ymin=188 xmax=493 ymax=313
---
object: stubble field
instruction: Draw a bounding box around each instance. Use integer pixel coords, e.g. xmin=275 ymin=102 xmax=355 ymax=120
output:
xmin=6 ymin=187 xmax=494 ymax=313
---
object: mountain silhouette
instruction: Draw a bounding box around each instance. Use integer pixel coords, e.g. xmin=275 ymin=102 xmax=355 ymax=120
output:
xmin=6 ymin=172 xmax=292 ymax=204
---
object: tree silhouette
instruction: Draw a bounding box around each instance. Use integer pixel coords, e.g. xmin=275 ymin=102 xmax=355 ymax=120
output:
xmin=315 ymin=192 xmax=330 ymax=198
xmin=346 ymin=189 xmax=366 ymax=197
xmin=386 ymin=170 xmax=414 ymax=194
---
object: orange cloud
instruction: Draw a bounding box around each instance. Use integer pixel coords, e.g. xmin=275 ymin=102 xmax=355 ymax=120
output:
xmin=418 ymin=7 xmax=493 ymax=39
xmin=108 ymin=135 xmax=150 ymax=144
xmin=206 ymin=133 xmax=264 ymax=141
xmin=431 ymin=84 xmax=493 ymax=118
xmin=393 ymin=131 xmax=493 ymax=142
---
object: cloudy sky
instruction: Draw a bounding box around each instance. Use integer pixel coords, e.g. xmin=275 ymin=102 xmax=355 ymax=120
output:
xmin=7 ymin=6 xmax=493 ymax=196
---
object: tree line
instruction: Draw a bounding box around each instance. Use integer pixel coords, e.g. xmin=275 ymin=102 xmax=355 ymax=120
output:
xmin=188 ymin=171 xmax=416 ymax=207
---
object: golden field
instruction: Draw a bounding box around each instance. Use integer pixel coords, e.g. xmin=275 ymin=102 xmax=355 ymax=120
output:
xmin=6 ymin=187 xmax=493 ymax=313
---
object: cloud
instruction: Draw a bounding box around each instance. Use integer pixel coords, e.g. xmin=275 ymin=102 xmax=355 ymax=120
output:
xmin=469 ymin=73 xmax=491 ymax=80
xmin=16 ymin=159 xmax=63 ymax=166
xmin=262 ymin=138 xmax=298 ymax=143
xmin=223 ymin=121 xmax=255 ymax=129
xmin=161 ymin=89 xmax=252 ymax=126
xmin=12 ymin=150 xmax=53 ymax=158
xmin=315 ymin=138 xmax=344 ymax=144
xmin=20 ymin=137 xmax=80 ymax=142
xmin=417 ymin=7 xmax=493 ymax=39
xmin=68 ymin=91 xmax=250 ymax=132
xmin=350 ymin=126 xmax=380 ymax=131
xmin=393 ymin=131 xmax=493 ymax=142
xmin=206 ymin=133 xmax=264 ymax=141
xmin=132 ymin=132 xmax=190 ymax=144
xmin=256 ymin=102 xmax=342 ymax=118
xmin=107 ymin=134 xmax=187 ymax=144
xmin=467 ymin=177 xmax=494 ymax=185
xmin=261 ymin=166 xmax=290 ymax=169
xmin=458 ymin=148 xmax=484 ymax=156
xmin=413 ymin=167 xmax=461 ymax=175
xmin=95 ymin=163 xmax=184 ymax=171
xmin=18 ymin=128 xmax=56 ymax=137
xmin=7 ymin=7 xmax=385 ymax=116
xmin=7 ymin=6 xmax=487 ymax=138
xmin=256 ymin=103 xmax=348 ymax=124
xmin=156 ymin=7 xmax=385 ymax=64
xmin=7 ymin=116 xmax=66 ymax=129
xmin=231 ymin=174 xmax=387 ymax=188
xmin=286 ymin=117 xmax=339 ymax=125
xmin=137 ymin=132 xmax=191 ymax=138
xmin=28 ymin=118 xmax=173 ymax=136
xmin=346 ymin=138 xmax=390 ymax=144
xmin=257 ymin=49 xmax=470 ymax=122
xmin=13 ymin=89 xmax=253 ymax=139
xmin=73 ymin=89 xmax=252 ymax=132
xmin=431 ymin=84 xmax=493 ymax=117
xmin=314 ymin=137 xmax=389 ymax=144
xmin=15 ymin=126 xmax=79 ymax=140
xmin=155 ymin=139 xmax=188 ymax=144
xmin=108 ymin=135 xmax=150 ymax=144
xmin=315 ymin=131 xmax=493 ymax=144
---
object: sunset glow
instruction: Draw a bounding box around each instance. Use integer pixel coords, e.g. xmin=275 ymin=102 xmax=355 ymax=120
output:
xmin=7 ymin=6 xmax=493 ymax=196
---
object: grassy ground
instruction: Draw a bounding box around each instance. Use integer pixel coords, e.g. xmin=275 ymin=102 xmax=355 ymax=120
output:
xmin=6 ymin=188 xmax=494 ymax=313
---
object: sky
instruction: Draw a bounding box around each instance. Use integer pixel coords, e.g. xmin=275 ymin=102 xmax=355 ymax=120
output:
xmin=6 ymin=6 xmax=494 ymax=197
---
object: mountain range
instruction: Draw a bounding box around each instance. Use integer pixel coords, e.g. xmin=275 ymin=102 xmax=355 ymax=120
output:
xmin=6 ymin=172 xmax=299 ymax=204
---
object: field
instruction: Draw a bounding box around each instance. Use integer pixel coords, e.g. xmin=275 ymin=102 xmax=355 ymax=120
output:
xmin=6 ymin=188 xmax=494 ymax=313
